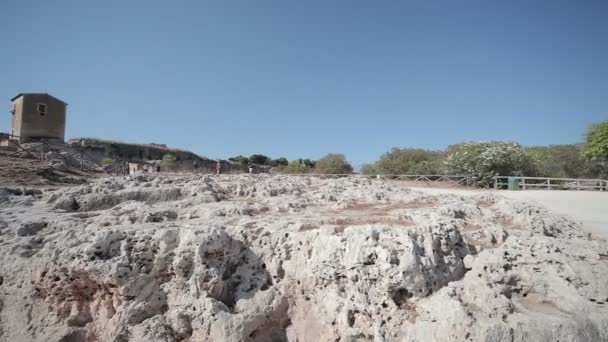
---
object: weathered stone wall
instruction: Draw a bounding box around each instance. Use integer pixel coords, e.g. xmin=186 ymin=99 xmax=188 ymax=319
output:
xmin=11 ymin=94 xmax=66 ymax=142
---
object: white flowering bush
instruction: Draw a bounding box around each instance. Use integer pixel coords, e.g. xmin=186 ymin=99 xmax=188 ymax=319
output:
xmin=446 ymin=142 xmax=536 ymax=187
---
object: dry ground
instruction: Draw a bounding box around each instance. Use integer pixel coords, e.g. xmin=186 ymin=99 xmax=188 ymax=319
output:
xmin=0 ymin=154 xmax=98 ymax=187
xmin=412 ymin=186 xmax=608 ymax=239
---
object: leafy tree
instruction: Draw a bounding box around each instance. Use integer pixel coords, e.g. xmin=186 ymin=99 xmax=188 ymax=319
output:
xmin=582 ymin=121 xmax=608 ymax=161
xmin=315 ymin=153 xmax=353 ymax=174
xmin=270 ymin=157 xmax=289 ymax=167
xmin=445 ymin=142 xmax=536 ymax=187
xmin=302 ymin=159 xmax=316 ymax=168
xmin=161 ymin=154 xmax=177 ymax=171
xmin=229 ymin=155 xmax=250 ymax=165
xmin=525 ymin=144 xmax=603 ymax=179
xmin=250 ymin=154 xmax=270 ymax=165
xmin=373 ymin=148 xmax=444 ymax=175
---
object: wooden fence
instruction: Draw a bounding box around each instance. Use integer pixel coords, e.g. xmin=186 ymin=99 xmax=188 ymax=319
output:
xmin=493 ymin=176 xmax=607 ymax=191
xmin=286 ymin=174 xmax=470 ymax=187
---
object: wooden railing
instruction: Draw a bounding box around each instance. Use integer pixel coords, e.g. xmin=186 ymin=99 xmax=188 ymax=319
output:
xmin=285 ymin=174 xmax=471 ymax=187
xmin=493 ymin=176 xmax=608 ymax=191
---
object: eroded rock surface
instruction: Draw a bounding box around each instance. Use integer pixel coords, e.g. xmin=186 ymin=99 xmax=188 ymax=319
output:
xmin=0 ymin=175 xmax=606 ymax=341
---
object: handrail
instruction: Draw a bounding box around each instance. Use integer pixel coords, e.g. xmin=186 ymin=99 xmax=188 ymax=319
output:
xmin=280 ymin=174 xmax=471 ymax=187
xmin=283 ymin=174 xmax=468 ymax=178
xmin=496 ymin=175 xmax=606 ymax=182
xmin=493 ymin=176 xmax=607 ymax=191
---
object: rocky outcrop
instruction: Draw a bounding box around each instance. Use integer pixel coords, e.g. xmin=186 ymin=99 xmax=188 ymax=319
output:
xmin=67 ymin=138 xmax=244 ymax=173
xmin=0 ymin=175 xmax=606 ymax=341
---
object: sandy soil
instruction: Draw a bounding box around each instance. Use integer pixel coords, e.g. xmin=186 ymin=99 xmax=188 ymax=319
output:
xmin=412 ymin=187 xmax=608 ymax=240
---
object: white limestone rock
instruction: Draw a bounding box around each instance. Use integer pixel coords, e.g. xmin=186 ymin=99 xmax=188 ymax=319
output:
xmin=0 ymin=174 xmax=606 ymax=341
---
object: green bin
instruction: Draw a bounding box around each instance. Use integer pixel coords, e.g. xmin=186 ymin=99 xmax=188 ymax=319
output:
xmin=507 ymin=177 xmax=521 ymax=190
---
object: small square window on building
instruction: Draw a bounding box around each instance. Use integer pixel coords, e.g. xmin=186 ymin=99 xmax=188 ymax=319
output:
xmin=37 ymin=103 xmax=47 ymax=115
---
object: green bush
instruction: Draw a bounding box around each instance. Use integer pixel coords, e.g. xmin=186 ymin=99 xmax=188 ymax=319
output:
xmin=100 ymin=157 xmax=114 ymax=166
xmin=445 ymin=142 xmax=536 ymax=187
xmin=373 ymin=148 xmax=444 ymax=175
xmin=282 ymin=160 xmax=311 ymax=174
xmin=161 ymin=154 xmax=177 ymax=171
xmin=360 ymin=163 xmax=379 ymax=175
xmin=315 ymin=153 xmax=353 ymax=174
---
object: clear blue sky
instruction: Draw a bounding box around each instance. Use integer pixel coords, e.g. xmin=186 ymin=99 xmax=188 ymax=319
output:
xmin=1 ymin=1 xmax=606 ymax=166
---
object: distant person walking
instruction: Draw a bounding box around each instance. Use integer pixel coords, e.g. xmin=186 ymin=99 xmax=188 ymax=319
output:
xmin=193 ymin=160 xmax=198 ymax=173
xmin=215 ymin=160 xmax=221 ymax=175
xmin=248 ymin=164 xmax=253 ymax=174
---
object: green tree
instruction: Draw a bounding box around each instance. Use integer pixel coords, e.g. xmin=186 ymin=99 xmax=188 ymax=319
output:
xmin=582 ymin=122 xmax=608 ymax=161
xmin=229 ymin=155 xmax=250 ymax=165
xmin=302 ymin=159 xmax=316 ymax=168
xmin=161 ymin=154 xmax=177 ymax=171
xmin=270 ymin=157 xmax=289 ymax=167
xmin=250 ymin=154 xmax=270 ymax=165
xmin=525 ymin=144 xmax=603 ymax=179
xmin=315 ymin=153 xmax=353 ymax=174
xmin=446 ymin=142 xmax=537 ymax=187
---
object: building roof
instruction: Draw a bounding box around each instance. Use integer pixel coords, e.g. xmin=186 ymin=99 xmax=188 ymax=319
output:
xmin=10 ymin=93 xmax=68 ymax=105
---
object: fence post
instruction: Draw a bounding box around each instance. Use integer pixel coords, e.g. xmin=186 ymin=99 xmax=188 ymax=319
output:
xmin=547 ymin=179 xmax=551 ymax=191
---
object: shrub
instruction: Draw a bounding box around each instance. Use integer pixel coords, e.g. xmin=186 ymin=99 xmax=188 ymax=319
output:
xmin=360 ymin=163 xmax=378 ymax=175
xmin=161 ymin=154 xmax=177 ymax=171
xmin=315 ymin=153 xmax=353 ymax=174
xmin=100 ymin=157 xmax=114 ymax=166
xmin=445 ymin=142 xmax=536 ymax=187
xmin=282 ymin=160 xmax=311 ymax=174
xmin=373 ymin=148 xmax=444 ymax=175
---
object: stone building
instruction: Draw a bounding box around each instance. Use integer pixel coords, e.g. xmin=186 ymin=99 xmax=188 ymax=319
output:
xmin=9 ymin=93 xmax=67 ymax=143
